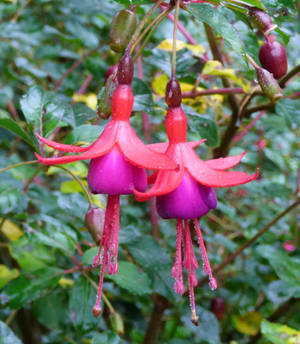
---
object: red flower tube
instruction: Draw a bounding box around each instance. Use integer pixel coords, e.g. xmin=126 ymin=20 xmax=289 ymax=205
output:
xmin=134 ymin=78 xmax=259 ymax=324
xmin=35 ymin=54 xmax=177 ymax=317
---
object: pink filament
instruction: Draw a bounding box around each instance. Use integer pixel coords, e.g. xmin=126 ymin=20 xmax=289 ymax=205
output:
xmin=194 ymin=219 xmax=217 ymax=290
xmin=172 ymin=220 xmax=184 ymax=294
xmin=183 ymin=220 xmax=197 ymax=319
xmin=93 ymin=195 xmax=120 ymax=316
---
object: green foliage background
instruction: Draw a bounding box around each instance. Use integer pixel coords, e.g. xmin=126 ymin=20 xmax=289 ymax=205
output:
xmin=0 ymin=0 xmax=299 ymax=343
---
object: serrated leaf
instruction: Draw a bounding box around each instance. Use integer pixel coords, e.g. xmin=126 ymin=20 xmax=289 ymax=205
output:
xmin=3 ymin=268 xmax=62 ymax=309
xmin=186 ymin=111 xmax=219 ymax=146
xmin=262 ymin=320 xmax=300 ymax=344
xmin=187 ymin=4 xmax=246 ymax=61
xmin=106 ymin=261 xmax=151 ymax=296
xmin=257 ymin=245 xmax=300 ymax=287
xmin=69 ymin=275 xmax=98 ymax=333
xmin=0 ymin=321 xmax=22 ymax=344
xmin=132 ymin=78 xmax=154 ymax=113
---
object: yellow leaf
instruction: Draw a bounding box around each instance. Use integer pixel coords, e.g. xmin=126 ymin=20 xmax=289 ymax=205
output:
xmin=73 ymin=93 xmax=97 ymax=110
xmin=0 ymin=219 xmax=23 ymax=241
xmin=0 ymin=264 xmax=19 ymax=289
xmin=158 ymin=39 xmax=204 ymax=55
xmin=203 ymin=60 xmax=251 ymax=92
xmin=58 ymin=277 xmax=74 ymax=288
xmin=152 ymin=74 xmax=169 ymax=96
xmin=60 ymin=179 xmax=88 ymax=194
xmin=233 ymin=311 xmax=262 ymax=336
xmin=48 ymin=161 xmax=88 ymax=178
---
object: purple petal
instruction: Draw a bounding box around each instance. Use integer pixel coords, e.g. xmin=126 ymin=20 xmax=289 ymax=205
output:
xmin=88 ymin=146 xmax=147 ymax=195
xmin=156 ymin=172 xmax=217 ymax=219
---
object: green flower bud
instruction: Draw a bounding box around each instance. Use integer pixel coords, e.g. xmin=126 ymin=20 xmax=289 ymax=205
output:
xmin=110 ymin=311 xmax=125 ymax=335
xmin=257 ymin=67 xmax=282 ymax=101
xmin=110 ymin=9 xmax=137 ymax=53
xmin=97 ymin=74 xmax=118 ymax=119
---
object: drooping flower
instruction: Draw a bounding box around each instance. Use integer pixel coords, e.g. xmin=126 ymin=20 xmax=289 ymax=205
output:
xmin=35 ymin=53 xmax=177 ymax=317
xmin=134 ymin=78 xmax=259 ymax=324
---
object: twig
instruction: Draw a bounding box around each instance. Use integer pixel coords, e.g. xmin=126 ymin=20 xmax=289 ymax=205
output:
xmin=0 ymin=160 xmax=38 ymax=174
xmin=52 ymin=45 xmax=100 ymax=91
xmin=6 ymin=100 xmax=19 ymax=120
xmin=243 ymin=102 xmax=275 ymax=118
xmin=232 ymin=111 xmax=265 ymax=144
xmin=197 ymin=199 xmax=300 ymax=288
xmin=142 ymin=294 xmax=172 ymax=344
xmin=54 ymin=165 xmax=94 ymax=208
xmin=279 ymin=64 xmax=300 ymax=88
xmin=77 ymin=74 xmax=93 ymax=95
xmin=182 ymin=87 xmax=244 ymax=98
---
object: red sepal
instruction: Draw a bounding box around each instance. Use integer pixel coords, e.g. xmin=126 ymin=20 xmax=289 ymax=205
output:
xmin=182 ymin=145 xmax=259 ymax=187
xmin=205 ymin=151 xmax=247 ymax=170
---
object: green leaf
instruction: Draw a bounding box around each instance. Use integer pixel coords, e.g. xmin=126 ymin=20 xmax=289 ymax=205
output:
xmin=106 ymin=261 xmax=151 ymax=296
xmin=0 ymin=118 xmax=37 ymax=149
xmin=257 ymin=245 xmax=300 ymax=287
xmin=186 ymin=111 xmax=219 ymax=147
xmin=187 ymin=4 xmax=246 ymax=61
xmin=82 ymin=247 xmax=98 ymax=265
xmin=3 ymin=268 xmax=62 ymax=309
xmin=20 ymin=86 xmax=44 ymax=126
xmin=92 ymin=331 xmax=124 ymax=344
xmin=132 ymin=78 xmax=154 ymax=113
xmin=262 ymin=319 xmax=300 ymax=344
xmin=0 ymin=321 xmax=22 ymax=344
xmin=0 ymin=184 xmax=27 ymax=215
xmin=65 ymin=124 xmax=105 ymax=145
xmin=69 ymin=275 xmax=98 ymax=333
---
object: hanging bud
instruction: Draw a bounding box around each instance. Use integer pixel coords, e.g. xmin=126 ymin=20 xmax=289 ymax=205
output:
xmin=117 ymin=53 xmax=134 ymax=85
xmin=110 ymin=312 xmax=125 ymax=335
xmin=210 ymin=297 xmax=226 ymax=321
xmin=105 ymin=64 xmax=118 ymax=82
xmin=97 ymin=75 xmax=118 ymax=119
xmin=110 ymin=9 xmax=137 ymax=53
xmin=84 ymin=207 xmax=105 ymax=244
xmin=248 ymin=7 xmax=277 ymax=34
xmin=165 ymin=77 xmax=182 ymax=108
xmin=257 ymin=67 xmax=282 ymax=101
xmin=259 ymin=40 xmax=287 ymax=79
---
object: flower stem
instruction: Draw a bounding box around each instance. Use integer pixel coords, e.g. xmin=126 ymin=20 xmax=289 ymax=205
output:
xmin=131 ymin=7 xmax=170 ymax=56
xmin=171 ymin=0 xmax=180 ymax=78
xmin=0 ymin=160 xmax=38 ymax=174
xmin=54 ymin=165 xmax=94 ymax=208
xmin=128 ymin=0 xmax=166 ymax=54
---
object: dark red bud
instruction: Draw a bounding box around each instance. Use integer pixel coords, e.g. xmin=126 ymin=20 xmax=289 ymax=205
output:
xmin=257 ymin=67 xmax=282 ymax=100
xmin=248 ymin=7 xmax=277 ymax=34
xmin=117 ymin=53 xmax=134 ymax=85
xmin=110 ymin=9 xmax=137 ymax=53
xmin=105 ymin=64 xmax=118 ymax=82
xmin=85 ymin=207 xmax=105 ymax=244
xmin=210 ymin=297 xmax=226 ymax=321
xmin=165 ymin=78 xmax=182 ymax=107
xmin=259 ymin=40 xmax=287 ymax=79
xmin=93 ymin=305 xmax=101 ymax=317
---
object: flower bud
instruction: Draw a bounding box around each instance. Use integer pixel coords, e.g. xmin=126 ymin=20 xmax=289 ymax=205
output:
xmin=259 ymin=40 xmax=287 ymax=79
xmin=210 ymin=297 xmax=226 ymax=321
xmin=257 ymin=67 xmax=282 ymax=101
xmin=105 ymin=64 xmax=118 ymax=82
xmin=117 ymin=53 xmax=134 ymax=85
xmin=165 ymin=78 xmax=182 ymax=108
xmin=248 ymin=7 xmax=277 ymax=34
xmin=97 ymin=75 xmax=118 ymax=119
xmin=85 ymin=207 xmax=105 ymax=244
xmin=110 ymin=312 xmax=125 ymax=335
xmin=110 ymin=9 xmax=137 ymax=53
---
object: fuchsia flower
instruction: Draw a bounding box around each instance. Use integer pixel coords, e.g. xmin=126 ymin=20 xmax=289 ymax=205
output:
xmin=35 ymin=54 xmax=177 ymax=317
xmin=134 ymin=78 xmax=259 ymax=323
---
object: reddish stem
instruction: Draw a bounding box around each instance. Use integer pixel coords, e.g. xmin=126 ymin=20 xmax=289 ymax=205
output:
xmin=233 ymin=111 xmax=266 ymax=144
xmin=182 ymin=87 xmax=244 ymax=98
